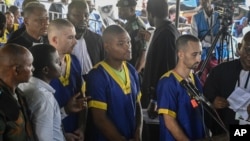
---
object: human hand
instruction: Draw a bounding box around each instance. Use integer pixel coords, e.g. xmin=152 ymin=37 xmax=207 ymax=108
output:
xmin=65 ymin=93 xmax=89 ymax=114
xmin=74 ymin=128 xmax=84 ymax=141
xmin=213 ymin=96 xmax=229 ymax=109
xmin=138 ymin=29 xmax=151 ymax=41
xmin=65 ymin=132 xmax=81 ymax=141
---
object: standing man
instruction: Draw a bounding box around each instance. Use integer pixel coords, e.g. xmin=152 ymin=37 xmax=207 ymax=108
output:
xmin=7 ymin=2 xmax=49 ymax=49
xmin=67 ymin=0 xmax=105 ymax=76
xmin=157 ymin=34 xmax=205 ymax=141
xmin=116 ymin=0 xmax=146 ymax=73
xmin=141 ymin=0 xmax=180 ymax=110
xmin=48 ymin=19 xmax=86 ymax=141
xmin=0 ymin=43 xmax=35 ymax=141
xmin=86 ymin=25 xmax=142 ymax=141
xmin=190 ymin=0 xmax=221 ymax=85
xmin=203 ymin=31 xmax=250 ymax=135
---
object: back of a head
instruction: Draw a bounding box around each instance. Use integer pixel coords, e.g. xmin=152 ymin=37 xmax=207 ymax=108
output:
xmin=48 ymin=18 xmax=73 ymax=35
xmin=29 ymin=44 xmax=57 ymax=76
xmin=68 ymin=0 xmax=88 ymax=12
xmin=23 ymin=2 xmax=45 ymax=18
xmin=0 ymin=43 xmax=29 ymax=67
xmin=147 ymin=0 xmax=168 ymax=19
xmin=176 ymin=34 xmax=200 ymax=51
xmin=102 ymin=24 xmax=127 ymax=42
xmin=0 ymin=12 xmax=6 ymax=37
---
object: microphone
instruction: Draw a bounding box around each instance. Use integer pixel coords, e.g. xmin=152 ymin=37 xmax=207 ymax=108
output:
xmin=180 ymin=80 xmax=212 ymax=107
xmin=180 ymin=80 xmax=199 ymax=108
xmin=187 ymin=81 xmax=212 ymax=107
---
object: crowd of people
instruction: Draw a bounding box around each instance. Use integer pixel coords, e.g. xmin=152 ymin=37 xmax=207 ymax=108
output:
xmin=0 ymin=0 xmax=250 ymax=141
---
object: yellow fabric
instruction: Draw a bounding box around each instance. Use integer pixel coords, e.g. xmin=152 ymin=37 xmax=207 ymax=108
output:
xmin=88 ymin=100 xmax=107 ymax=110
xmin=59 ymin=54 xmax=71 ymax=86
xmin=158 ymin=108 xmax=176 ymax=118
xmin=161 ymin=70 xmax=195 ymax=84
xmin=100 ymin=61 xmax=131 ymax=94
xmin=0 ymin=24 xmax=19 ymax=44
xmin=5 ymin=0 xmax=14 ymax=6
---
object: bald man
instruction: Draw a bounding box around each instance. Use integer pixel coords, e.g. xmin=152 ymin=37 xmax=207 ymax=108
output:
xmin=48 ymin=19 xmax=86 ymax=141
xmin=0 ymin=43 xmax=35 ymax=141
xmin=86 ymin=25 xmax=142 ymax=141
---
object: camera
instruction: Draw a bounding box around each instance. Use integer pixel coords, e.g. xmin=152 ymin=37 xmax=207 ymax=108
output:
xmin=213 ymin=0 xmax=245 ymax=27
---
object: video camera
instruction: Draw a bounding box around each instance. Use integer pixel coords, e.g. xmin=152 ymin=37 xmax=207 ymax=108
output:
xmin=213 ymin=0 xmax=245 ymax=27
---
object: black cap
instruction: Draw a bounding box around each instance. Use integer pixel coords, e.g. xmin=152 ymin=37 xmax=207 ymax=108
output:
xmin=116 ymin=0 xmax=137 ymax=7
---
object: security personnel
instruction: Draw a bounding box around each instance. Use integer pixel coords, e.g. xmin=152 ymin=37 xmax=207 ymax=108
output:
xmin=117 ymin=0 xmax=146 ymax=73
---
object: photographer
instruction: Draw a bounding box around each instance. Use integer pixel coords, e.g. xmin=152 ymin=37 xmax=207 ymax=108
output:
xmin=190 ymin=0 xmax=221 ymax=85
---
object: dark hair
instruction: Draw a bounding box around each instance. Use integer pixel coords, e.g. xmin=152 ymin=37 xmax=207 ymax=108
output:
xmin=0 ymin=12 xmax=6 ymax=37
xmin=147 ymin=0 xmax=168 ymax=19
xmin=8 ymin=5 xmax=19 ymax=14
xmin=68 ymin=0 xmax=88 ymax=12
xmin=29 ymin=44 xmax=57 ymax=76
xmin=176 ymin=34 xmax=200 ymax=51
xmin=169 ymin=5 xmax=176 ymax=15
xmin=102 ymin=24 xmax=127 ymax=42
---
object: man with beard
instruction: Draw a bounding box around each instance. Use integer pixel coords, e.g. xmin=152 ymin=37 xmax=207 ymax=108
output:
xmin=116 ymin=0 xmax=146 ymax=73
xmin=67 ymin=0 xmax=105 ymax=77
xmin=7 ymin=2 xmax=49 ymax=49
xmin=48 ymin=19 xmax=87 ymax=141
xmin=157 ymin=34 xmax=205 ymax=141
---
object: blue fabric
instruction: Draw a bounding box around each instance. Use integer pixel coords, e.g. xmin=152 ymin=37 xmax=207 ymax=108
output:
xmin=194 ymin=11 xmax=220 ymax=39
xmin=157 ymin=73 xmax=205 ymax=141
xmin=86 ymin=62 xmax=141 ymax=141
xmin=50 ymin=54 xmax=83 ymax=133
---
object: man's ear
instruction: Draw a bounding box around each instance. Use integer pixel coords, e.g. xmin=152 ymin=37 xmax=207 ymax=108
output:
xmin=24 ymin=17 xmax=28 ymax=26
xmin=236 ymin=43 xmax=242 ymax=57
xmin=42 ymin=66 xmax=49 ymax=74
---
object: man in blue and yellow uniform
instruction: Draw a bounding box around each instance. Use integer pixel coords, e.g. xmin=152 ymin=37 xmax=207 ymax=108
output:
xmin=116 ymin=0 xmax=146 ymax=73
xmin=86 ymin=25 xmax=142 ymax=141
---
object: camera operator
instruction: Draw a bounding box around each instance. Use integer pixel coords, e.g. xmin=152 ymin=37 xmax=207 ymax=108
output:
xmin=190 ymin=0 xmax=221 ymax=85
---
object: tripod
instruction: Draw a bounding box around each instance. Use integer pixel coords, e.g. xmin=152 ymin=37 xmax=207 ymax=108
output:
xmin=197 ymin=24 xmax=235 ymax=78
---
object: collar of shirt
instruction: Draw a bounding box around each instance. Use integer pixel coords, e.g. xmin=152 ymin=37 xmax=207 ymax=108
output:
xmin=28 ymin=77 xmax=56 ymax=94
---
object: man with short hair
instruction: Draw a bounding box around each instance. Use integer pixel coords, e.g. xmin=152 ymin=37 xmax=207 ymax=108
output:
xmin=0 ymin=43 xmax=35 ymax=141
xmin=86 ymin=24 xmax=142 ymax=141
xmin=19 ymin=44 xmax=65 ymax=141
xmin=157 ymin=34 xmax=205 ymax=141
xmin=8 ymin=2 xmax=49 ymax=49
xmin=67 ymin=0 xmax=105 ymax=76
xmin=117 ymin=0 xmax=146 ymax=73
xmin=48 ymin=19 xmax=86 ymax=141
xmin=141 ymin=0 xmax=180 ymax=110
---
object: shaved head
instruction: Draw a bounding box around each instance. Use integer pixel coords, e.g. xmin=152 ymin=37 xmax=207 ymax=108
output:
xmin=48 ymin=18 xmax=74 ymax=43
xmin=0 ymin=43 xmax=34 ymax=87
xmin=0 ymin=43 xmax=32 ymax=68
xmin=102 ymin=24 xmax=128 ymax=43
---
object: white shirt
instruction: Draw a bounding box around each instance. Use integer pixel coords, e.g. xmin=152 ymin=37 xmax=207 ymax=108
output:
xmin=19 ymin=77 xmax=65 ymax=141
xmin=72 ymin=36 xmax=93 ymax=75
